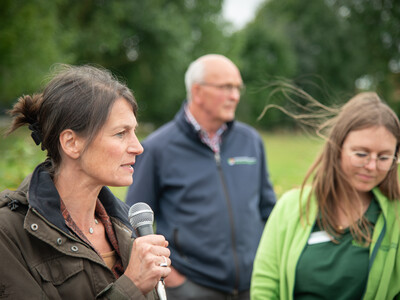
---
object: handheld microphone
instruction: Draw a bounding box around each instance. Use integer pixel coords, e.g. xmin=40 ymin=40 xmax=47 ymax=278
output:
xmin=129 ymin=202 xmax=154 ymax=236
xmin=128 ymin=202 xmax=167 ymax=300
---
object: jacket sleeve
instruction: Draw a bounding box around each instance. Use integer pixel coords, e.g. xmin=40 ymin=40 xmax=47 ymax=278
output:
xmin=125 ymin=140 xmax=159 ymax=212
xmin=251 ymin=195 xmax=283 ymax=300
xmin=257 ymin=136 xmax=277 ymax=222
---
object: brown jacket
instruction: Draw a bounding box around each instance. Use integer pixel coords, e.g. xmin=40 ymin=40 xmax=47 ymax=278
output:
xmin=0 ymin=163 xmax=157 ymax=299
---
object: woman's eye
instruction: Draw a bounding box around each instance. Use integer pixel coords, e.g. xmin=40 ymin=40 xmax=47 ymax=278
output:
xmin=354 ymin=152 xmax=368 ymax=158
xmin=116 ymin=131 xmax=125 ymax=137
xmin=378 ymin=155 xmax=391 ymax=162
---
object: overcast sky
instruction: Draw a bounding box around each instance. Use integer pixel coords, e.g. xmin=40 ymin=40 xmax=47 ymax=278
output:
xmin=222 ymin=0 xmax=264 ymax=29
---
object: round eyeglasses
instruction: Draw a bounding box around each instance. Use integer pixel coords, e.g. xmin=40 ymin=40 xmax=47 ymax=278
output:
xmin=347 ymin=150 xmax=397 ymax=171
xmin=199 ymin=82 xmax=246 ymax=95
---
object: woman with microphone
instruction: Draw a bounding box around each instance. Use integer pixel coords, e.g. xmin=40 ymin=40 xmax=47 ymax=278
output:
xmin=0 ymin=64 xmax=170 ymax=299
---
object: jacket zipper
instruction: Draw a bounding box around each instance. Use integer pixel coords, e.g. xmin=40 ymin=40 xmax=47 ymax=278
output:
xmin=214 ymin=151 xmax=240 ymax=295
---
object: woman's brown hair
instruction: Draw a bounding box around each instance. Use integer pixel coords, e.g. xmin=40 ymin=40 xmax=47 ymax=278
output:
xmin=7 ymin=64 xmax=138 ymax=175
xmin=260 ymin=83 xmax=400 ymax=243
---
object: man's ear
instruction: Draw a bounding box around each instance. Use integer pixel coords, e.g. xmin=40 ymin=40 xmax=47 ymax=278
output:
xmin=191 ymin=83 xmax=203 ymax=104
xmin=59 ymin=129 xmax=84 ymax=159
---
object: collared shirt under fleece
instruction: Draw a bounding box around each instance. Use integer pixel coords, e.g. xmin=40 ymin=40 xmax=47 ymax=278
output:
xmin=0 ymin=162 xmax=158 ymax=299
xmin=126 ymin=101 xmax=276 ymax=294
xmin=251 ymin=186 xmax=400 ymax=300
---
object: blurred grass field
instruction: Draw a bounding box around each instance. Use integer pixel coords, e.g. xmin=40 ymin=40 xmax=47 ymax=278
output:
xmin=0 ymin=125 xmax=324 ymax=200
xmin=263 ymin=132 xmax=323 ymax=197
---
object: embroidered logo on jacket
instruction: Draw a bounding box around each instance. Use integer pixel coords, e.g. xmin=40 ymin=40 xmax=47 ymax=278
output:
xmin=227 ymin=156 xmax=257 ymax=166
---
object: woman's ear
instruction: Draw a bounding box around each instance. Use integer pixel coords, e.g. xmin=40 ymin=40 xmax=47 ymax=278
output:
xmin=59 ymin=129 xmax=84 ymax=159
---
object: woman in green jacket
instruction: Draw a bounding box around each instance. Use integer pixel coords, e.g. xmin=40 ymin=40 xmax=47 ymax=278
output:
xmin=251 ymin=92 xmax=400 ymax=299
xmin=0 ymin=65 xmax=171 ymax=299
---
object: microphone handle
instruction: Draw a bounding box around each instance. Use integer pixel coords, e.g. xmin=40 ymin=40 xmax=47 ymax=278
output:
xmin=157 ymin=281 xmax=167 ymax=300
xmin=135 ymin=224 xmax=154 ymax=236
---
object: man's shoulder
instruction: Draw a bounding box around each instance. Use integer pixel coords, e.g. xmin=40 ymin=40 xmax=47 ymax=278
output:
xmin=230 ymin=121 xmax=262 ymax=140
xmin=143 ymin=120 xmax=180 ymax=146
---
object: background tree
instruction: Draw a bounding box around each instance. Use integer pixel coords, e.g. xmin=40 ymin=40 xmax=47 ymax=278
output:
xmin=0 ymin=0 xmax=68 ymax=112
xmin=233 ymin=15 xmax=297 ymax=128
xmin=333 ymin=0 xmax=400 ymax=111
xmin=0 ymin=0 xmax=228 ymax=126
xmin=234 ymin=0 xmax=399 ymax=129
xmin=0 ymin=0 xmax=399 ymax=130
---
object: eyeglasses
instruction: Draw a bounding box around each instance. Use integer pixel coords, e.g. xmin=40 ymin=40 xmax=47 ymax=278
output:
xmin=347 ymin=150 xmax=397 ymax=171
xmin=199 ymin=82 xmax=245 ymax=95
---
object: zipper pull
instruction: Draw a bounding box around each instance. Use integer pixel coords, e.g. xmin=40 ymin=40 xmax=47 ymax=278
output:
xmin=214 ymin=151 xmax=221 ymax=165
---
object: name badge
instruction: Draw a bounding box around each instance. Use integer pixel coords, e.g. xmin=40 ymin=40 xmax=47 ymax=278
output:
xmin=307 ymin=231 xmax=332 ymax=245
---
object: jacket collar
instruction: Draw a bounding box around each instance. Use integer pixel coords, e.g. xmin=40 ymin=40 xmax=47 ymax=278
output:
xmin=27 ymin=162 xmax=132 ymax=234
xmin=299 ymin=186 xmax=388 ymax=225
xmin=371 ymin=187 xmax=390 ymax=218
xmin=175 ymin=100 xmax=234 ymax=142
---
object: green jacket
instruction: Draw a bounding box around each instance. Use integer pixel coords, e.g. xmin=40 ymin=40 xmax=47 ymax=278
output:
xmin=0 ymin=163 xmax=157 ymax=299
xmin=251 ymin=187 xmax=400 ymax=300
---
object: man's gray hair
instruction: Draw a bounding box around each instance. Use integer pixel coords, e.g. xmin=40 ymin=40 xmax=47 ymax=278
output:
xmin=184 ymin=58 xmax=205 ymax=102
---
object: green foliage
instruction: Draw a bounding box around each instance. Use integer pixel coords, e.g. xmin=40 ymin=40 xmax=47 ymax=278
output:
xmin=235 ymin=0 xmax=400 ymax=129
xmin=0 ymin=126 xmax=46 ymax=190
xmin=0 ymin=0 xmax=399 ymax=129
xmin=0 ymin=0 xmax=70 ymax=111
xmin=52 ymin=0 xmax=229 ymax=126
xmin=0 ymin=0 xmax=228 ymax=124
xmin=234 ymin=16 xmax=298 ymax=128
xmin=333 ymin=0 xmax=400 ymax=103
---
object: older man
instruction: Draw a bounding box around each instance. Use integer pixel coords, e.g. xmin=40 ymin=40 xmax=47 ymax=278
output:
xmin=126 ymin=54 xmax=276 ymax=300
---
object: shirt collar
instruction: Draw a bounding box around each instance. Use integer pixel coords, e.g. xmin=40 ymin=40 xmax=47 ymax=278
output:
xmin=184 ymin=103 xmax=227 ymax=134
xmin=184 ymin=103 xmax=227 ymax=153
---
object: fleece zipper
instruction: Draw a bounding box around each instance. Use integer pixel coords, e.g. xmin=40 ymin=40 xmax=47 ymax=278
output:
xmin=215 ymin=151 xmax=240 ymax=295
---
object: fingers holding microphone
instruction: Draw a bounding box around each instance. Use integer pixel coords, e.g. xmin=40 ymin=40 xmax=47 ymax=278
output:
xmin=154 ymin=241 xmax=171 ymax=280
xmin=157 ymin=252 xmax=171 ymax=281
xmin=125 ymin=234 xmax=171 ymax=295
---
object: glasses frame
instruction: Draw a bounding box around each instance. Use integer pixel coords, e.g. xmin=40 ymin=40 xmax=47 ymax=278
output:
xmin=199 ymin=82 xmax=245 ymax=95
xmin=346 ymin=150 xmax=398 ymax=171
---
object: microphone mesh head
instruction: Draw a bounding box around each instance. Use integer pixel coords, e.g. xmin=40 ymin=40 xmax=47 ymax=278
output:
xmin=128 ymin=202 xmax=154 ymax=229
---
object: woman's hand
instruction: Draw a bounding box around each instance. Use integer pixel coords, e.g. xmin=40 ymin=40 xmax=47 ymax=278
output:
xmin=124 ymin=235 xmax=171 ymax=295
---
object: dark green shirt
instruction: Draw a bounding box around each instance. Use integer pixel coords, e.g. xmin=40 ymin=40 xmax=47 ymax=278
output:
xmin=294 ymin=198 xmax=380 ymax=300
